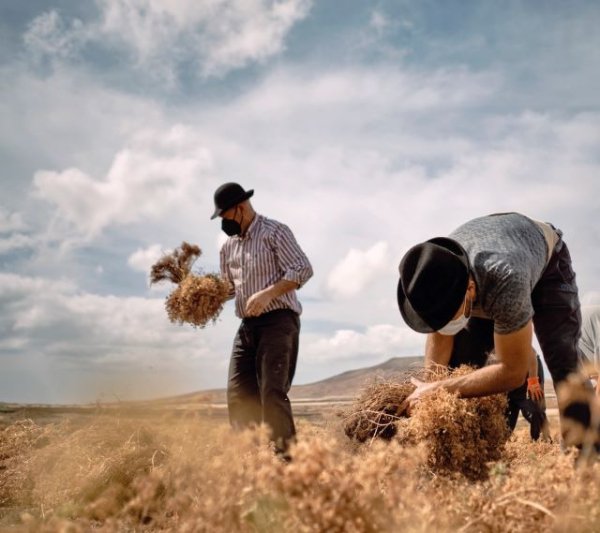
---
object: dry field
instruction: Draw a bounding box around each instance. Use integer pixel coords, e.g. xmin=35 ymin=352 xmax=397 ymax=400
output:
xmin=0 ymin=399 xmax=597 ymax=533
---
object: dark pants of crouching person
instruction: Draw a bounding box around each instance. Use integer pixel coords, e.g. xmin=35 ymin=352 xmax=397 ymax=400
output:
xmin=506 ymin=358 xmax=549 ymax=441
xmin=227 ymin=309 xmax=299 ymax=454
xmin=448 ymin=231 xmax=582 ymax=420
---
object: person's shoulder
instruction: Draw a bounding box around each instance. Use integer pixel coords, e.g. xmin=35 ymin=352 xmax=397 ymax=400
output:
xmin=259 ymin=215 xmax=292 ymax=233
xmin=220 ymin=235 xmax=235 ymax=252
xmin=582 ymin=305 xmax=600 ymax=326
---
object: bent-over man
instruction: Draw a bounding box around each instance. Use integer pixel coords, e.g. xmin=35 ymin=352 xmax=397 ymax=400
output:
xmin=396 ymin=212 xmax=586 ymax=436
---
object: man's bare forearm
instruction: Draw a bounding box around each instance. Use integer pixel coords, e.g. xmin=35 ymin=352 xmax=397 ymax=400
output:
xmin=439 ymin=362 xmax=526 ymax=398
xmin=266 ymin=279 xmax=299 ymax=298
xmin=424 ymin=332 xmax=454 ymax=368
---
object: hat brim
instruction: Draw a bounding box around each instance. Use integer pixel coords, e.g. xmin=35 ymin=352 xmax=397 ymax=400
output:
xmin=210 ymin=189 xmax=254 ymax=219
xmin=397 ymin=278 xmax=436 ymax=334
xmin=396 ymin=237 xmax=470 ymax=333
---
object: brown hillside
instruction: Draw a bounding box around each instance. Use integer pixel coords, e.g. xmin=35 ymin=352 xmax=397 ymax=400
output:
xmin=289 ymin=356 xmax=424 ymax=400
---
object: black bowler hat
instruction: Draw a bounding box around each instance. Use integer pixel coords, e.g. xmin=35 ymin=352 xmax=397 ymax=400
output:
xmin=210 ymin=182 xmax=254 ymax=219
xmin=397 ymin=237 xmax=470 ymax=333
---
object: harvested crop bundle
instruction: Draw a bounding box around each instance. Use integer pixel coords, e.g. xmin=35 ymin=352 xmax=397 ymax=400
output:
xmin=557 ymin=372 xmax=600 ymax=454
xmin=343 ymin=366 xmax=510 ymax=479
xmin=150 ymin=242 xmax=229 ymax=328
xmin=343 ymin=380 xmax=415 ymax=442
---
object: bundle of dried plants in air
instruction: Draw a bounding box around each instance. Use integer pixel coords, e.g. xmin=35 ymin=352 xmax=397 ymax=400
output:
xmin=150 ymin=242 xmax=229 ymax=328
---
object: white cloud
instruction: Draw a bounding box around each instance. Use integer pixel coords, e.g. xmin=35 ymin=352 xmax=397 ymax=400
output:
xmin=24 ymin=0 xmax=313 ymax=82
xmin=326 ymin=241 xmax=392 ymax=298
xmin=23 ymin=10 xmax=87 ymax=64
xmin=0 ymin=234 xmax=37 ymax=255
xmin=32 ymin=125 xmax=213 ymax=238
xmin=369 ymin=9 xmax=390 ymax=35
xmin=231 ymin=65 xmax=498 ymax=121
xmin=0 ymin=272 xmax=215 ymax=360
xmin=0 ymin=208 xmax=27 ymax=234
xmin=0 ymin=209 xmax=34 ymax=255
xmin=127 ymin=243 xmax=165 ymax=273
xmin=0 ymin=272 xmax=236 ymax=400
xmin=304 ymin=324 xmax=423 ymax=362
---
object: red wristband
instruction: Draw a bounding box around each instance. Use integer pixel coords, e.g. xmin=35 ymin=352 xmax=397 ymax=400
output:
xmin=527 ymin=376 xmax=540 ymax=387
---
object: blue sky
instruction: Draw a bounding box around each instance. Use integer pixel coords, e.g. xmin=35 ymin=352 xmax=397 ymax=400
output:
xmin=1 ymin=0 xmax=599 ymax=403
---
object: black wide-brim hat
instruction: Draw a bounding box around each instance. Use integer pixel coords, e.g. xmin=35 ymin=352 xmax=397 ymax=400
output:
xmin=210 ymin=182 xmax=254 ymax=219
xmin=397 ymin=237 xmax=470 ymax=333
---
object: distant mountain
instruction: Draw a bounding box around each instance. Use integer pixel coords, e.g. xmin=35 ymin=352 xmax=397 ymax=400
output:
xmin=148 ymin=356 xmax=424 ymax=405
xmin=289 ymin=356 xmax=424 ymax=400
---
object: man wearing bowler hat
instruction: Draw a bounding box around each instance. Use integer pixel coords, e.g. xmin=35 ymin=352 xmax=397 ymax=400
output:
xmin=211 ymin=182 xmax=313 ymax=458
xmin=396 ymin=212 xmax=588 ymax=435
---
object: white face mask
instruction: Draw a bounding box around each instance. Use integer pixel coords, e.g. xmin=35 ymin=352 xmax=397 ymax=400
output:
xmin=438 ymin=296 xmax=470 ymax=336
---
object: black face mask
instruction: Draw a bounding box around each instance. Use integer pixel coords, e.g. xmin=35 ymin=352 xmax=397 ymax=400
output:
xmin=221 ymin=207 xmax=242 ymax=236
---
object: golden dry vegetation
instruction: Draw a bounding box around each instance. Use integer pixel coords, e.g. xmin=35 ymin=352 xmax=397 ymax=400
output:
xmin=150 ymin=242 xmax=229 ymax=328
xmin=1 ymin=393 xmax=600 ymax=533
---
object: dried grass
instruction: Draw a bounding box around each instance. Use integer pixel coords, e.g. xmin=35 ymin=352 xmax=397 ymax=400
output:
xmin=557 ymin=372 xmax=600 ymax=457
xmin=150 ymin=242 xmax=229 ymax=328
xmin=2 ymin=398 xmax=600 ymax=532
xmin=343 ymin=366 xmax=510 ymax=480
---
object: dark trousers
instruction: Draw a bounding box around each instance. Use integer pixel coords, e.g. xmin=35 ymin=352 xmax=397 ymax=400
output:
xmin=506 ymin=356 xmax=549 ymax=440
xmin=448 ymin=231 xmax=581 ymax=389
xmin=227 ymin=309 xmax=299 ymax=453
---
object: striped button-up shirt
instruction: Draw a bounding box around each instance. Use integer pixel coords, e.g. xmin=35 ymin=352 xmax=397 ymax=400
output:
xmin=220 ymin=214 xmax=313 ymax=318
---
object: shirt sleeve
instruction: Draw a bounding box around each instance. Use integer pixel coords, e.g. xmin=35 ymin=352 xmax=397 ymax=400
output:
xmin=271 ymin=223 xmax=313 ymax=288
xmin=219 ymin=246 xmax=229 ymax=280
xmin=219 ymin=245 xmax=235 ymax=299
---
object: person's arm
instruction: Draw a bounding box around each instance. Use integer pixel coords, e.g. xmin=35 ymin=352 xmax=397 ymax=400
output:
xmin=526 ymin=349 xmax=544 ymax=401
xmin=424 ymin=332 xmax=454 ymax=368
xmin=404 ymin=320 xmax=533 ymax=413
xmin=245 ymin=224 xmax=313 ymax=316
xmin=219 ymin=247 xmax=235 ymax=301
xmin=527 ymin=349 xmax=538 ymax=379
xmin=245 ymin=279 xmax=299 ymax=316
xmin=273 ymin=223 xmax=313 ymax=288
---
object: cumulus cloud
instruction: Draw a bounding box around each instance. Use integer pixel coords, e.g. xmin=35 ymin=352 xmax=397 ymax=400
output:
xmin=326 ymin=241 xmax=392 ymax=298
xmin=23 ymin=10 xmax=87 ymax=65
xmin=127 ymin=243 xmax=165 ymax=273
xmin=231 ymin=65 xmax=499 ymax=122
xmin=304 ymin=324 xmax=423 ymax=362
xmin=0 ymin=271 xmax=230 ymax=365
xmin=24 ymin=0 xmax=312 ymax=83
xmin=0 ymin=272 xmax=240 ymax=401
xmin=0 ymin=234 xmax=37 ymax=255
xmin=0 ymin=209 xmax=34 ymax=255
xmin=0 ymin=208 xmax=27 ymax=234
xmin=32 ymin=125 xmax=213 ymax=238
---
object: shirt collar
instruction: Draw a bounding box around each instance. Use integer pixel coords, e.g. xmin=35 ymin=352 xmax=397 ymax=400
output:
xmin=236 ymin=213 xmax=261 ymax=241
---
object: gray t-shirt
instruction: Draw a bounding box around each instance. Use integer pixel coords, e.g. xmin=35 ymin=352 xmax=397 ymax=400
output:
xmin=579 ymin=305 xmax=600 ymax=364
xmin=449 ymin=213 xmax=550 ymax=334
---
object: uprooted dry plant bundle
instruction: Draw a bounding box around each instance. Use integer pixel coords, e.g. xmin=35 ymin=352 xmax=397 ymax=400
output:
xmin=343 ymin=365 xmax=510 ymax=479
xmin=150 ymin=242 xmax=229 ymax=328
xmin=342 ymin=380 xmax=415 ymax=442
xmin=556 ymin=371 xmax=600 ymax=460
